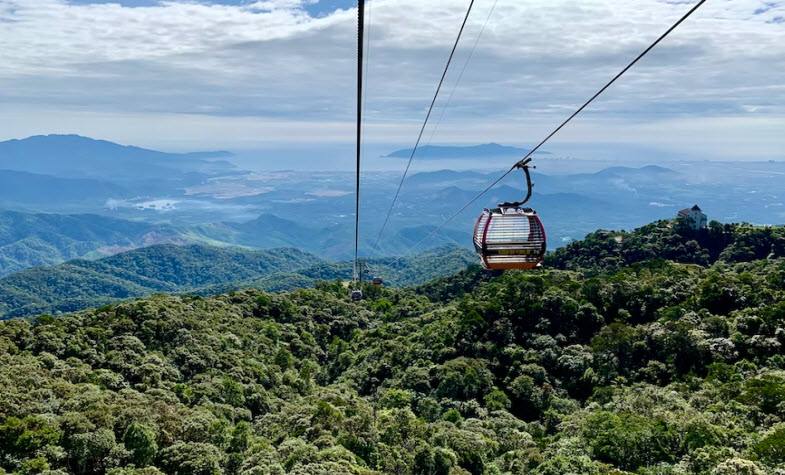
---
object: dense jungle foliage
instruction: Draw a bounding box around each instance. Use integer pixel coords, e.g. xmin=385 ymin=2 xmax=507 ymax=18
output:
xmin=1 ymin=220 xmax=784 ymax=474
xmin=547 ymin=219 xmax=785 ymax=272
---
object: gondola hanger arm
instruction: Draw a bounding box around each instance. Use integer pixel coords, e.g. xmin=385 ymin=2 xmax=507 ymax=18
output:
xmin=499 ymin=159 xmax=535 ymax=208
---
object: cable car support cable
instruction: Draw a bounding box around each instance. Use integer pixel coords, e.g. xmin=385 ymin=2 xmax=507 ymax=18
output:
xmin=423 ymin=0 xmax=500 ymax=150
xmin=362 ymin=0 xmax=373 ymax=157
xmin=374 ymin=0 xmax=477 ymax=250
xmin=391 ymin=0 xmax=707 ymax=264
xmin=353 ymin=0 xmax=365 ymax=287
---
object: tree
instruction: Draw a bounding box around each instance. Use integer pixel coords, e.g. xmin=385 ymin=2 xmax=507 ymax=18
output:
xmin=158 ymin=442 xmax=223 ymax=475
xmin=68 ymin=429 xmax=122 ymax=474
xmin=124 ymin=423 xmax=158 ymax=467
xmin=435 ymin=358 xmax=494 ymax=401
xmin=752 ymin=425 xmax=785 ymax=465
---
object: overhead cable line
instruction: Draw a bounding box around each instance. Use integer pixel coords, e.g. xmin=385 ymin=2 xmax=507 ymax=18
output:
xmin=373 ymin=0 xmax=477 ymax=250
xmin=353 ymin=0 xmax=366 ymax=283
xmin=361 ymin=0 xmax=373 ymax=155
xmin=360 ymin=0 xmax=388 ymax=262
xmin=423 ymin=0 xmax=500 ymax=149
xmin=392 ymin=0 xmax=708 ymax=263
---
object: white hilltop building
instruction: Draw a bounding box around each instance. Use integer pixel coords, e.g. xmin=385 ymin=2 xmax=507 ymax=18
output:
xmin=677 ymin=205 xmax=708 ymax=230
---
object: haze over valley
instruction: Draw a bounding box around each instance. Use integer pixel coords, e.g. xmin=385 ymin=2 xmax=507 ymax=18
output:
xmin=1 ymin=134 xmax=782 ymax=278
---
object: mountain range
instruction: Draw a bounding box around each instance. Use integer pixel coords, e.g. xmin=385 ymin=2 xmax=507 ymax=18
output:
xmin=0 ymin=243 xmax=475 ymax=319
xmin=0 ymin=169 xmax=132 ymax=208
xmin=0 ymin=134 xmax=234 ymax=180
xmin=0 ymin=208 xmax=472 ymax=277
xmin=0 ymin=210 xmax=185 ymax=277
xmin=385 ymin=143 xmax=548 ymax=159
xmin=0 ymin=134 xmax=782 ymax=277
xmin=6 ymin=216 xmax=782 ymax=320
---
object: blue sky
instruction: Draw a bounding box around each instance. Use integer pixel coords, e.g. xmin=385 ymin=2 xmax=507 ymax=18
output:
xmin=0 ymin=0 xmax=784 ymax=168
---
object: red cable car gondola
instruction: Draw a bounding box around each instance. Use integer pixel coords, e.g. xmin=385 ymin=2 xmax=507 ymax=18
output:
xmin=473 ymin=159 xmax=547 ymax=270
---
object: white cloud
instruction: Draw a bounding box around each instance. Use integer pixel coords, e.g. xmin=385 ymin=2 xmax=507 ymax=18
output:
xmin=0 ymin=0 xmax=783 ymax=162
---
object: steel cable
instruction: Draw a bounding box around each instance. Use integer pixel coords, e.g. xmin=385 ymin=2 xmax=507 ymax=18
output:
xmin=390 ymin=0 xmax=708 ymax=264
xmin=373 ymin=0 xmax=478 ymax=250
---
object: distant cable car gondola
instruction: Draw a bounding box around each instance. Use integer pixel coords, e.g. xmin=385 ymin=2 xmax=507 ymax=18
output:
xmin=372 ymin=277 xmax=384 ymax=287
xmin=473 ymin=159 xmax=546 ymax=270
xmin=351 ymin=289 xmax=364 ymax=302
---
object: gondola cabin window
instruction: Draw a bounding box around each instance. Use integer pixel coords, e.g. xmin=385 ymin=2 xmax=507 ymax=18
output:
xmin=474 ymin=207 xmax=546 ymax=270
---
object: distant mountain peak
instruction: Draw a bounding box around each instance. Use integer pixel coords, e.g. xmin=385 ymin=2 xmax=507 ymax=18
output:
xmin=6 ymin=134 xmax=232 ymax=159
xmin=0 ymin=134 xmax=235 ymax=180
xmin=385 ymin=143 xmax=549 ymax=160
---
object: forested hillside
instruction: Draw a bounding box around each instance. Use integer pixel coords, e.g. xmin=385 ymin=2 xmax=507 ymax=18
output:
xmin=0 ymin=211 xmax=185 ymax=278
xmin=0 ymin=221 xmax=784 ymax=474
xmin=0 ymin=245 xmax=475 ymax=319
xmin=547 ymin=219 xmax=785 ymax=272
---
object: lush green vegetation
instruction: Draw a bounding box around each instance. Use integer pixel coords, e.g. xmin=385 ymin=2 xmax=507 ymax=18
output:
xmin=0 ymin=210 xmax=183 ymax=278
xmin=547 ymin=219 xmax=785 ymax=273
xmin=0 ymin=244 xmax=475 ymax=319
xmin=0 ymin=220 xmax=784 ymax=474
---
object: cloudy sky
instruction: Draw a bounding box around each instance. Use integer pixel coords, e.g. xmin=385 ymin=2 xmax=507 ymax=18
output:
xmin=0 ymin=0 xmax=783 ymax=168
